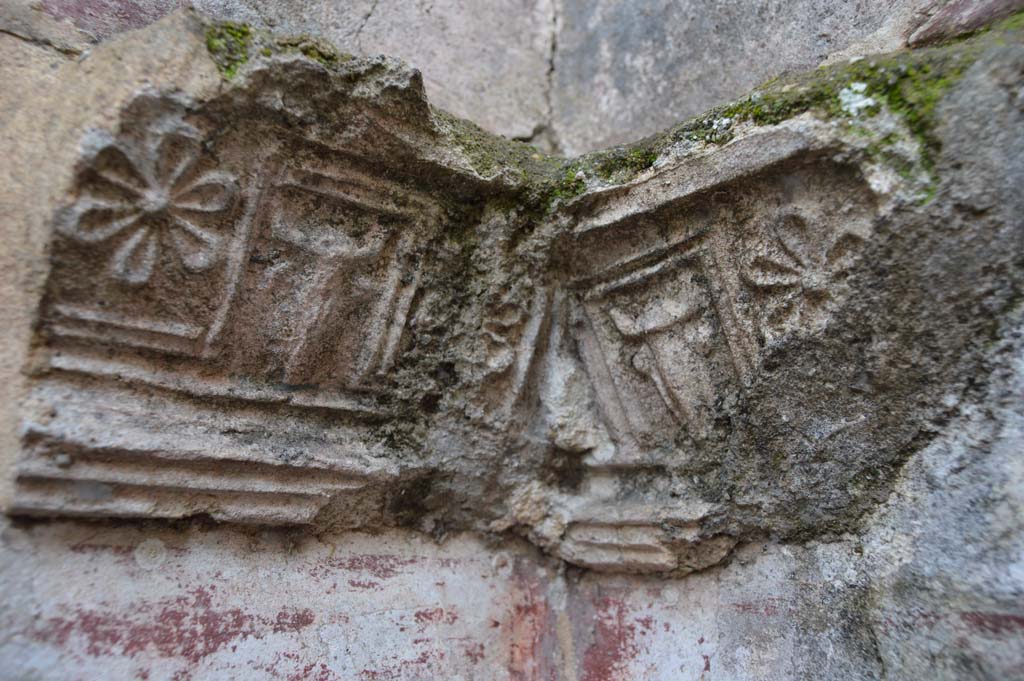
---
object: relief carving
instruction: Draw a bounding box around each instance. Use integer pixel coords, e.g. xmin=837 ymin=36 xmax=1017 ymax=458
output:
xmin=55 ymin=119 xmax=238 ymax=286
xmin=580 ymin=247 xmax=729 ymax=448
xmin=707 ymin=163 xmax=877 ymax=358
xmin=215 ymin=156 xmax=433 ymax=392
xmin=739 ymin=213 xmax=865 ymax=333
xmin=11 ymin=43 xmax=974 ymax=578
xmin=56 ymin=129 xmax=237 ymax=284
xmin=48 ymin=103 xmax=248 ymax=358
xmin=43 ymin=98 xmax=439 ymax=412
xmin=521 ymin=158 xmax=882 ymax=573
xmin=16 ymin=92 xmax=445 ymax=524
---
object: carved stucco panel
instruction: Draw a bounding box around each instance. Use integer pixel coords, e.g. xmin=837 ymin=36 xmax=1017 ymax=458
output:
xmin=50 ymin=100 xmax=247 ymax=358
xmin=526 ymin=148 xmax=887 ymax=573
xmin=7 ymin=44 xmax=963 ymax=577
xmin=705 ymin=162 xmax=877 ymax=360
xmin=15 ymin=93 xmax=446 ymax=524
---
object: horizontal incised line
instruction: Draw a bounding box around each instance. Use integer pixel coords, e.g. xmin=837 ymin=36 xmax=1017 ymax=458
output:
xmin=276 ymin=168 xmax=435 ymax=219
xmin=562 ymin=545 xmax=676 ymax=571
xmin=53 ymin=304 xmax=204 ymax=339
xmin=577 ymin=236 xmax=704 ymax=296
xmin=16 ymin=458 xmax=367 ymax=496
xmin=566 ymin=539 xmax=669 ymax=553
xmin=48 ymin=352 xmax=390 ymax=417
xmin=14 ymin=469 xmax=342 ymax=500
xmin=11 ymin=479 xmax=331 ymax=525
xmin=49 ymin=324 xmax=199 ymax=357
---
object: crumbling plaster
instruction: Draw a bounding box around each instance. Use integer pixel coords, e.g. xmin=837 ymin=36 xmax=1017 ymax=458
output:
xmin=0 ymin=3 xmax=1022 ymax=680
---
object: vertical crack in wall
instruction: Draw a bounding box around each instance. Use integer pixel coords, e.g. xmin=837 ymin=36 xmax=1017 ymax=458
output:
xmin=864 ymin=605 xmax=889 ymax=681
xmin=353 ymin=0 xmax=381 ymax=51
xmin=515 ymin=0 xmax=563 ymax=154
xmin=542 ymin=0 xmax=562 ymax=155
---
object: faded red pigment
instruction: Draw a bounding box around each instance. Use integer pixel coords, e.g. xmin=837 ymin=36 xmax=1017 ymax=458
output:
xmin=309 ymin=554 xmax=422 ymax=581
xmin=507 ymin=564 xmax=556 ymax=681
xmin=414 ymin=607 xmax=458 ymax=625
xmin=32 ymin=586 xmax=314 ymax=663
xmin=580 ymin=596 xmax=640 ymax=681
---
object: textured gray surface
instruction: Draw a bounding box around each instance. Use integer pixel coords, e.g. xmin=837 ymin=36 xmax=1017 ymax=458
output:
xmin=551 ymin=0 xmax=930 ymax=153
xmin=9 ymin=0 xmax=555 ymax=142
xmin=0 ymin=5 xmax=1022 ymax=679
xmin=14 ymin=0 xmax=1023 ymax=153
xmin=2 ymin=0 xmax=959 ymax=153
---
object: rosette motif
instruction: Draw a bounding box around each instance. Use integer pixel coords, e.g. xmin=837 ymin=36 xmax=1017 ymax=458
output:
xmin=58 ymin=125 xmax=237 ymax=284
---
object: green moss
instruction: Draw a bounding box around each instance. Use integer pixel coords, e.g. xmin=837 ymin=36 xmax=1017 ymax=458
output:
xmin=999 ymin=9 xmax=1024 ymax=33
xmin=452 ymin=13 xmax=1022 ymax=210
xmin=862 ymin=131 xmax=931 ymax=200
xmin=436 ymin=107 xmax=669 ymax=215
xmin=436 ymin=109 xmax=559 ymax=180
xmin=552 ymin=163 xmax=586 ymax=199
xmin=674 ymin=45 xmax=982 ymax=164
xmin=589 ymin=146 xmax=659 ymax=181
xmin=205 ymin=21 xmax=251 ymax=79
xmin=207 ymin=10 xmax=1020 ymax=218
xmin=274 ymin=35 xmax=355 ymax=67
xmin=648 ymin=20 xmax=1024 ymax=188
xmin=205 ymin=19 xmax=362 ymax=78
xmin=526 ymin=15 xmax=1023 ymax=214
xmin=539 ymin=141 xmax=662 ymax=207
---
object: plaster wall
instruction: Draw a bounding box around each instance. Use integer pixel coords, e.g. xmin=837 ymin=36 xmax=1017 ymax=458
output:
xmin=2 ymin=333 xmax=1023 ymax=679
xmin=0 ymin=4 xmax=1022 ymax=680
xmin=0 ymin=0 xmax=975 ymax=153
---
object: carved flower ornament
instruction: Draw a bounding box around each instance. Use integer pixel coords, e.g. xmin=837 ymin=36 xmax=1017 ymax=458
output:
xmin=740 ymin=212 xmax=864 ymax=332
xmin=57 ymin=124 xmax=238 ymax=284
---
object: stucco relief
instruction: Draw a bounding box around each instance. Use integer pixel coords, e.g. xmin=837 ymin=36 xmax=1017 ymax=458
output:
xmin=49 ymin=103 xmax=247 ymax=359
xmin=43 ymin=97 xmax=438 ymax=410
xmin=712 ymin=164 xmax=876 ymax=356
xmin=522 ymin=157 xmax=882 ymax=572
xmin=215 ymin=153 xmax=432 ymax=394
xmin=7 ymin=38 xmax=968 ymax=576
xmin=14 ymin=93 xmax=445 ymax=524
xmin=3 ymin=10 xmax=1024 ymax=679
xmin=56 ymin=120 xmax=237 ymax=285
xmin=13 ymin=94 xmax=888 ymax=571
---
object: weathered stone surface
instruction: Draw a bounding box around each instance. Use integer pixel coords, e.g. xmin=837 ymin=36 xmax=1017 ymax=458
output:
xmin=0 ymin=7 xmax=224 ymax=522
xmin=3 ymin=5 xmax=1022 ymax=567
xmin=910 ymin=0 xmax=1024 ymax=46
xmin=551 ymin=0 xmax=938 ymax=154
xmin=17 ymin=0 xmax=555 ymax=142
xmin=15 ymin=0 xmax=1015 ymax=153
xmin=1 ymin=6 xmax=1023 ymax=679
xmin=340 ymin=0 xmax=556 ymax=143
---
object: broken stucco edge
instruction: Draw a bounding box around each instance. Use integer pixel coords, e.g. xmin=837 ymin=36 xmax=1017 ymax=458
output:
xmin=4 ymin=9 xmax=1021 ymax=583
xmin=563 ymin=14 xmax=1024 ymax=207
xmin=196 ymin=9 xmax=1022 ymax=217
